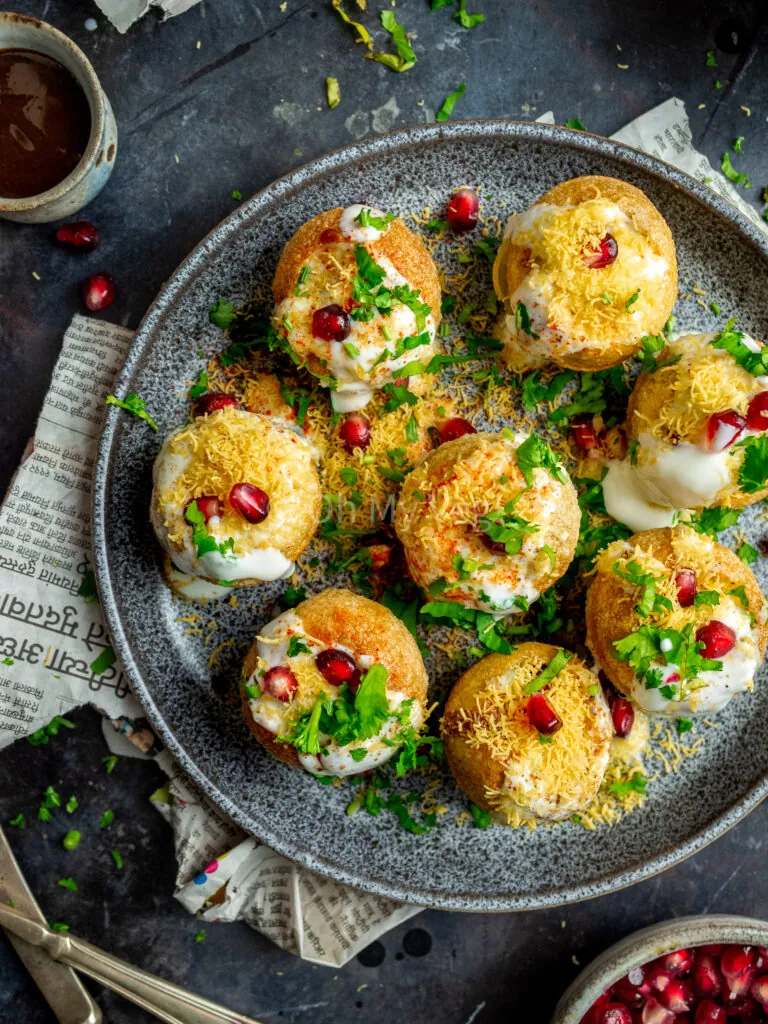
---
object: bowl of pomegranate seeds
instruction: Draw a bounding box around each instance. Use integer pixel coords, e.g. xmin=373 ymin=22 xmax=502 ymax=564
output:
xmin=552 ymin=915 xmax=768 ymax=1024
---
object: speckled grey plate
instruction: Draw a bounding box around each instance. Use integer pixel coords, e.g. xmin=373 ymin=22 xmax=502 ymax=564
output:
xmin=93 ymin=120 xmax=768 ymax=912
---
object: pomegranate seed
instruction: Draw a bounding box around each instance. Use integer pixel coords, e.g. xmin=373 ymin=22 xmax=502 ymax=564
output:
xmin=312 ymin=304 xmax=352 ymax=342
xmin=612 ymin=970 xmax=649 ymax=1008
xmin=320 ymin=227 xmax=343 ymax=244
xmin=693 ymin=955 xmax=724 ymax=1000
xmin=338 ymin=412 xmax=372 ymax=452
xmin=445 ymin=187 xmax=479 ymax=232
xmin=229 ymin=483 xmax=270 ymax=524
xmin=642 ymin=997 xmax=676 ymax=1024
xmin=611 ymin=698 xmax=635 ymax=738
xmin=316 ymin=648 xmax=357 ymax=686
xmin=440 ymin=417 xmax=477 ymax=444
xmin=193 ymin=392 xmax=240 ymax=416
xmin=583 ymin=232 xmax=619 ymax=269
xmin=81 ymin=272 xmax=115 ymax=312
xmin=55 ymin=220 xmax=99 ymax=250
xmin=525 ymin=693 xmax=563 ymax=735
xmin=570 ymin=415 xmax=602 ymax=453
xmin=722 ymin=948 xmax=756 ymax=980
xmin=725 ymin=969 xmax=756 ymax=1000
xmin=659 ymin=978 xmax=694 ymax=1012
xmin=187 ymin=495 xmax=221 ymax=522
xmin=648 ymin=963 xmax=674 ymax=994
xmin=706 ymin=410 xmax=746 ymax=452
xmin=675 ymin=569 xmax=698 ymax=608
xmin=694 ymin=1001 xmax=726 ymax=1024
xmin=696 ymin=620 xmax=737 ymax=659
xmin=596 ymin=1006 xmax=633 ymax=1024
xmin=368 ymin=544 xmax=392 ymax=571
xmin=746 ymin=392 xmax=768 ymax=432
xmin=751 ymin=975 xmax=768 ymax=1007
xmin=261 ymin=666 xmax=298 ymax=702
xmin=664 ymin=949 xmax=695 ymax=977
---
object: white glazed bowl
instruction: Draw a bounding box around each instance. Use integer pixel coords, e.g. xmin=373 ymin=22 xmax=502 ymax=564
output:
xmin=552 ymin=915 xmax=768 ymax=1023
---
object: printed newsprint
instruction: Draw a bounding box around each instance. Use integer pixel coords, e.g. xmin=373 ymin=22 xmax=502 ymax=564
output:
xmin=93 ymin=0 xmax=201 ymax=34
xmin=0 ymin=99 xmax=764 ymax=965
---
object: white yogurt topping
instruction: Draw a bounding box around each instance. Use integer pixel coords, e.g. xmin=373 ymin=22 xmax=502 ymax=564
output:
xmin=601 ymin=459 xmax=678 ymax=533
xmin=628 ymin=601 xmax=760 ymax=716
xmin=164 ymin=560 xmax=234 ymax=602
xmin=339 ymin=204 xmax=390 ymax=243
xmin=633 ymin=434 xmax=732 ymax=509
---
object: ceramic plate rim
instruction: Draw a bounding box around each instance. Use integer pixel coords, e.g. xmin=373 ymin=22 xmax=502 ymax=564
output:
xmin=93 ymin=118 xmax=768 ymax=911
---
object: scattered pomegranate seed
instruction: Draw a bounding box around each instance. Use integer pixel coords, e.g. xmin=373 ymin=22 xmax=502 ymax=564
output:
xmin=570 ymin=415 xmax=602 ymax=453
xmin=440 ymin=417 xmax=477 ymax=444
xmin=725 ymin=970 xmax=756 ymax=1001
xmin=368 ymin=544 xmax=392 ymax=571
xmin=612 ymin=970 xmax=649 ymax=1008
xmin=648 ymin=963 xmax=674 ymax=994
xmin=664 ymin=949 xmax=695 ymax=977
xmin=706 ymin=410 xmax=746 ymax=452
xmin=316 ymin=648 xmax=357 ymax=686
xmin=694 ymin=1000 xmax=726 ymax=1024
xmin=659 ymin=978 xmax=694 ymax=1012
xmin=229 ymin=483 xmax=270 ymax=524
xmin=751 ymin=975 xmax=768 ymax=1007
xmin=261 ymin=666 xmax=298 ymax=702
xmin=675 ymin=569 xmax=698 ymax=608
xmin=695 ymin=620 xmax=737 ymax=659
xmin=611 ymin=697 xmax=635 ymax=738
xmin=746 ymin=391 xmax=768 ymax=432
xmin=312 ymin=303 xmax=352 ymax=342
xmin=596 ymin=1005 xmax=633 ymax=1024
xmin=583 ymin=232 xmax=619 ymax=269
xmin=320 ymin=227 xmax=343 ymax=244
xmin=722 ymin=947 xmax=756 ymax=980
xmin=81 ymin=272 xmax=115 ymax=311
xmin=641 ymin=997 xmax=676 ymax=1024
xmin=187 ymin=495 xmax=221 ymax=522
xmin=338 ymin=412 xmax=372 ymax=452
xmin=55 ymin=220 xmax=99 ymax=250
xmin=445 ymin=187 xmax=479 ymax=232
xmin=693 ymin=954 xmax=724 ymax=1000
xmin=193 ymin=392 xmax=240 ymax=416
xmin=525 ymin=693 xmax=563 ymax=735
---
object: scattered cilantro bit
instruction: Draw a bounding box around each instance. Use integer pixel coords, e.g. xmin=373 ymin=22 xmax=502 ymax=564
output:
xmin=62 ymin=830 xmax=81 ymax=851
xmin=521 ymin=369 xmax=574 ymax=410
xmin=639 ymin=334 xmax=665 ymax=372
xmin=8 ymin=813 xmax=24 ymax=829
xmin=281 ymin=585 xmax=307 ymax=609
xmin=436 ymin=82 xmax=466 ymax=123
xmin=474 ymin=237 xmax=500 ymax=261
xmin=515 ymin=300 xmax=538 ymax=338
xmin=478 ymin=506 xmax=538 ymax=556
xmin=105 ymin=393 xmax=158 ymax=431
xmin=101 ymin=755 xmax=118 ymax=774
xmin=564 ymin=117 xmax=585 ymax=131
xmin=714 ymin=80 xmax=723 ymax=89
xmin=99 ymin=809 xmax=114 ymax=829
xmin=189 ymin=368 xmax=209 ymax=400
xmin=677 ymin=717 xmax=693 ymax=735
xmin=523 ymin=649 xmax=573 ymax=694
xmin=710 ymin=301 xmax=721 ymax=315
xmin=90 ymin=646 xmax=116 ymax=676
xmin=515 ymin=434 xmax=566 ymax=487
xmin=721 ymin=151 xmax=750 ymax=187
xmin=231 ymin=189 xmax=242 ymax=200
xmin=733 ymin=136 xmax=745 ymax=153
xmin=705 ymin=50 xmax=717 ymax=67
xmin=355 ymin=208 xmax=395 ymax=231
xmin=194 ymin=929 xmax=206 ymax=943
xmin=57 ymin=877 xmax=78 ymax=892
xmin=326 ymin=76 xmax=340 ymax=108
xmin=110 ymin=849 xmax=124 ymax=870
xmin=427 ymin=218 xmax=450 ymax=232
xmin=469 ymin=803 xmax=491 ymax=829
xmin=27 ymin=715 xmax=76 ymax=745
xmin=736 ymin=435 xmax=768 ymax=494
xmin=49 ymin=922 xmax=70 ymax=933
xmin=294 ymin=265 xmax=311 ymax=297
xmin=381 ymin=381 xmax=418 ymax=412
xmin=340 ymin=467 xmax=358 ymax=487
xmin=76 ymin=570 xmax=99 ymax=603
xmin=737 ymin=541 xmax=759 ymax=565
xmin=405 ymin=414 xmax=419 ymax=444
xmin=692 ymin=505 xmax=741 ymax=538
xmin=431 ymin=0 xmax=455 ymax=7
xmin=727 ymin=585 xmax=749 ymax=609
xmin=614 ymin=622 xmax=722 ymax=688
xmin=612 ymin=561 xmax=672 ymax=618
xmin=244 ymin=683 xmax=259 ymax=699
xmin=331 ymin=0 xmax=373 ymax=47
xmin=209 ymin=298 xmax=236 ymax=330
xmin=693 ymin=590 xmax=720 ymax=609
xmin=185 ymin=500 xmax=236 ymax=561
xmin=2 ymin=657 xmax=12 ymax=666
xmin=710 ymin=319 xmax=768 ymax=375
xmin=454 ymin=0 xmax=484 ymax=28
xmin=287 ymin=636 xmax=310 ymax=657
xmin=625 ymin=289 xmax=641 ymax=312
xmin=65 ymin=796 xmax=78 ymax=814
xmin=366 ymin=11 xmax=417 ymax=72
xmin=609 ymin=773 xmax=647 ymax=798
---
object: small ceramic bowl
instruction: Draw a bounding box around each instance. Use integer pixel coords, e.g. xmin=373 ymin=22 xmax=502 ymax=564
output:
xmin=0 ymin=12 xmax=117 ymax=223
xmin=552 ymin=914 xmax=768 ymax=1023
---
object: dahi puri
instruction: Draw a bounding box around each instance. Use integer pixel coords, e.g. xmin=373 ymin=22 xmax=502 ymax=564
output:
xmin=394 ymin=430 xmax=580 ymax=616
xmin=272 ymin=204 xmax=441 ymax=413
xmin=150 ymin=405 xmax=321 ymax=586
xmin=241 ymin=589 xmax=429 ymax=777
xmin=586 ymin=526 xmax=767 ymax=717
xmin=602 ymin=328 xmax=768 ymax=533
xmin=441 ymin=644 xmax=612 ymax=824
xmin=492 ymin=175 xmax=677 ymax=372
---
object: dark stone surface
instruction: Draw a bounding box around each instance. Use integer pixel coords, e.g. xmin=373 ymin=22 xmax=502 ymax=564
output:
xmin=1 ymin=1 xmax=768 ymax=1021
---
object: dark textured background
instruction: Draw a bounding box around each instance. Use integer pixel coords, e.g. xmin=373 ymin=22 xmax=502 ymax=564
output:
xmin=1 ymin=1 xmax=768 ymax=1021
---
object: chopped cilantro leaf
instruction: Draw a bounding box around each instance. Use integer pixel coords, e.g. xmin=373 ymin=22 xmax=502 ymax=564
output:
xmin=515 ymin=300 xmax=538 ymax=338
xmin=564 ymin=117 xmax=585 ymax=131
xmin=609 ymin=773 xmax=647 ymax=798
xmin=469 ymin=803 xmax=491 ymax=828
xmin=100 ymin=810 xmax=114 ymax=829
xmin=721 ymin=151 xmax=750 ymax=187
xmin=209 ymin=298 xmax=236 ymax=330
xmin=287 ymin=635 xmax=310 ymax=657
xmin=639 ymin=334 xmax=665 ymax=372
xmin=727 ymin=585 xmax=749 ymax=609
xmin=677 ymin=717 xmax=693 ymax=734
xmin=77 ymin=570 xmax=99 ymax=603
xmin=454 ymin=0 xmax=484 ymax=27
xmin=326 ymin=77 xmax=340 ymax=109
xmin=189 ymin=369 xmax=209 ymax=400
xmin=111 ymin=849 xmax=124 ymax=870
xmin=8 ymin=813 xmax=24 ymax=829
xmin=105 ymin=393 xmax=158 ymax=431
xmin=705 ymin=50 xmax=717 ymax=67
xmin=625 ymin=289 xmax=641 ymax=312
xmin=436 ymin=83 xmax=466 ymax=122
xmin=58 ymin=877 xmax=78 ymax=892
xmin=710 ymin=319 xmax=768 ymax=375
xmin=62 ymin=830 xmax=81 ymax=851
xmin=365 ymin=11 xmax=417 ymax=72
xmin=523 ymin=649 xmax=573 ymax=694
xmin=693 ymin=590 xmax=720 ymax=609
xmin=90 ymin=646 xmax=116 ymax=676
xmin=101 ymin=755 xmax=118 ymax=774
xmin=515 ymin=434 xmax=566 ymax=487
xmin=692 ymin=505 xmax=741 ymax=538
xmin=355 ymin=208 xmax=395 ymax=231
xmin=737 ymin=541 xmax=759 ymax=565
xmin=427 ymin=218 xmax=450 ymax=232
xmin=736 ymin=435 xmax=768 ymax=493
